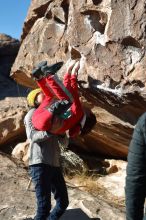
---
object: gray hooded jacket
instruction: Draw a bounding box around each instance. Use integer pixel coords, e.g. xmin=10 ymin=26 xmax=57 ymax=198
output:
xmin=24 ymin=108 xmax=69 ymax=166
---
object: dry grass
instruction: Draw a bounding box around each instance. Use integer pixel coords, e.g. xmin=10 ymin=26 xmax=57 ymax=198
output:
xmin=65 ymin=172 xmax=125 ymax=210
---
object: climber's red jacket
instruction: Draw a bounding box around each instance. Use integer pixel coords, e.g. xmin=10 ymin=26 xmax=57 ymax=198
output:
xmin=32 ymin=73 xmax=84 ymax=137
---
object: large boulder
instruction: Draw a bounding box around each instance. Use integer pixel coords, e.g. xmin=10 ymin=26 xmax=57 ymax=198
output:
xmin=11 ymin=0 xmax=146 ymax=157
xmin=0 ymin=34 xmax=28 ymax=147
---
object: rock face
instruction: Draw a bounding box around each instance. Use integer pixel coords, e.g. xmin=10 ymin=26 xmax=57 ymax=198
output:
xmin=11 ymin=0 xmax=146 ymax=157
xmin=0 ymin=34 xmax=28 ymax=147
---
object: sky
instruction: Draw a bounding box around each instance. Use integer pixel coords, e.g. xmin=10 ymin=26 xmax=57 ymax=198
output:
xmin=0 ymin=0 xmax=31 ymax=40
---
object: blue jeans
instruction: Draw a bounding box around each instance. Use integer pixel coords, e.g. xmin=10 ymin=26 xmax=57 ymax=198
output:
xmin=29 ymin=164 xmax=69 ymax=220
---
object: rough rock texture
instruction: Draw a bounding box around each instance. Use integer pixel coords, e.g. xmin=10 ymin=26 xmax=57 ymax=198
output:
xmin=0 ymin=34 xmax=28 ymax=147
xmin=0 ymin=153 xmax=35 ymax=220
xmin=0 ymin=100 xmax=27 ymax=146
xmin=98 ymin=159 xmax=127 ymax=198
xmin=0 ymin=152 xmax=125 ymax=220
xmin=11 ymin=0 xmax=146 ymax=157
xmin=11 ymin=140 xmax=30 ymax=165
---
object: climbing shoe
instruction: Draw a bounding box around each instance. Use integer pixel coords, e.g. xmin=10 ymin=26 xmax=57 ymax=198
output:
xmin=32 ymin=61 xmax=64 ymax=80
xmin=41 ymin=61 xmax=64 ymax=77
xmin=32 ymin=61 xmax=48 ymax=80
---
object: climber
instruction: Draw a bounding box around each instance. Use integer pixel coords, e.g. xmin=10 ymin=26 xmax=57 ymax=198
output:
xmin=27 ymin=60 xmax=96 ymax=137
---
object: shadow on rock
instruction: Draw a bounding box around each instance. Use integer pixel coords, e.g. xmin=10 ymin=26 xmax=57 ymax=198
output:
xmin=60 ymin=208 xmax=100 ymax=220
xmin=22 ymin=218 xmax=34 ymax=220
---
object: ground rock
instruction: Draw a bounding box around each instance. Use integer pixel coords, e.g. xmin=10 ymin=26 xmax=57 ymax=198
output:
xmin=98 ymin=159 xmax=127 ymax=198
xmin=0 ymin=152 xmax=125 ymax=220
xmin=12 ymin=140 xmax=29 ymax=165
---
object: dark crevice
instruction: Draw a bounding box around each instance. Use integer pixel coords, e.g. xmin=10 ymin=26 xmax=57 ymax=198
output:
xmin=56 ymin=0 xmax=69 ymax=49
xmin=61 ymin=0 xmax=69 ymax=30
xmin=130 ymin=1 xmax=137 ymax=10
xmin=54 ymin=16 xmax=65 ymax=24
xmin=121 ymin=36 xmax=141 ymax=48
xmin=64 ymin=41 xmax=69 ymax=53
xmin=34 ymin=1 xmax=53 ymax=17
xmin=144 ymin=24 xmax=146 ymax=34
xmin=71 ymin=48 xmax=81 ymax=59
xmin=81 ymin=10 xmax=107 ymax=34
xmin=45 ymin=10 xmax=52 ymax=20
xmin=92 ymin=0 xmax=102 ymax=5
xmin=127 ymin=80 xmax=144 ymax=88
